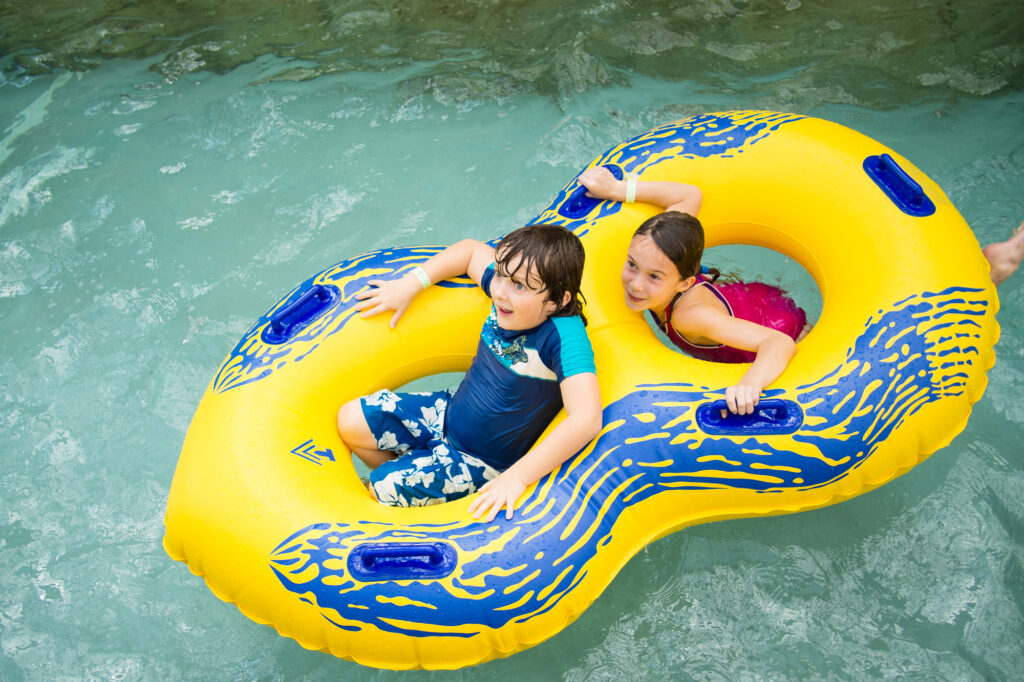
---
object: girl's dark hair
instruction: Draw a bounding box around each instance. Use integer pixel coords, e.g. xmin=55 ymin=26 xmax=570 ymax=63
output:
xmin=634 ymin=211 xmax=719 ymax=284
xmin=495 ymin=224 xmax=588 ymax=325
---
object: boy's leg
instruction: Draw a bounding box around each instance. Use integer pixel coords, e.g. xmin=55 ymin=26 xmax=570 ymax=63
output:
xmin=340 ymin=388 xmax=451 ymax=472
xmin=370 ymin=445 xmax=499 ymax=507
xmin=337 ymin=398 xmax=396 ymax=469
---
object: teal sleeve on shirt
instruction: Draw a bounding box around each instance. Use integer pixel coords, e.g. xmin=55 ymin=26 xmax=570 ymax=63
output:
xmin=551 ymin=315 xmax=596 ymax=379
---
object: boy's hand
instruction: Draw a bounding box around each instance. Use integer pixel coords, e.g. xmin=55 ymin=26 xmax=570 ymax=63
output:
xmin=467 ymin=472 xmax=527 ymax=522
xmin=579 ymin=166 xmax=624 ymax=202
xmin=354 ymin=274 xmax=422 ymax=328
xmin=724 ymin=381 xmax=761 ymax=416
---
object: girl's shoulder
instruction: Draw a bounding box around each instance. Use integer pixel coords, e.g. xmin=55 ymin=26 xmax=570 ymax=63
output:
xmin=671 ymin=283 xmax=727 ymax=318
xmin=669 ymin=285 xmax=732 ymax=341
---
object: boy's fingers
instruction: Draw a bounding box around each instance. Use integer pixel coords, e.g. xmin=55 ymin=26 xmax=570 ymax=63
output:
xmin=489 ymin=498 xmax=505 ymax=522
xmin=471 ymin=495 xmax=491 ymax=520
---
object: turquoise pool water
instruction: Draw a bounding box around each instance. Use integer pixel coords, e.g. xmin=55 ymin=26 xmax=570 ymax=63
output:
xmin=2 ymin=1 xmax=1022 ymax=678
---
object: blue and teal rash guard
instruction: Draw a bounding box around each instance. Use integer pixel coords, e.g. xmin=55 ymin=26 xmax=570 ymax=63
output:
xmin=445 ymin=264 xmax=596 ymax=470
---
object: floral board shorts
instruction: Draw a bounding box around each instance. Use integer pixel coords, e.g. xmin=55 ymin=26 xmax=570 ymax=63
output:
xmin=361 ymin=389 xmax=500 ymax=507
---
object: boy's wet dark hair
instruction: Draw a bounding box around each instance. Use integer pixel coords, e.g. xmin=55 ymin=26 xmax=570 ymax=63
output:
xmin=634 ymin=211 xmax=720 ymax=283
xmin=494 ymin=224 xmax=588 ymax=325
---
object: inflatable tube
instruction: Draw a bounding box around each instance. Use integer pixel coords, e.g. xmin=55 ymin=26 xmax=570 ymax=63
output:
xmin=163 ymin=111 xmax=999 ymax=669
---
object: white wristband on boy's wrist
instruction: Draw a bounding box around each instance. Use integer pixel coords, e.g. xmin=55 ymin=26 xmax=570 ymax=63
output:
xmin=410 ymin=266 xmax=432 ymax=290
xmin=624 ymin=173 xmax=638 ymax=204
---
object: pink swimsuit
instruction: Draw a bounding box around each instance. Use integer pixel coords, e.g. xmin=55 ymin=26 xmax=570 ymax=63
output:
xmin=650 ymin=275 xmax=808 ymax=364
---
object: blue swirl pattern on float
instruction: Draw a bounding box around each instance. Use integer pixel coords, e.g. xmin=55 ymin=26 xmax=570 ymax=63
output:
xmin=533 ymin=110 xmax=805 ymax=232
xmin=211 ymin=246 xmax=475 ymax=393
xmin=270 ymin=286 xmax=987 ymax=638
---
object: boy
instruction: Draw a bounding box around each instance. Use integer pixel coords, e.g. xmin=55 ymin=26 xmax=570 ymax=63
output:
xmin=336 ymin=224 xmax=602 ymax=522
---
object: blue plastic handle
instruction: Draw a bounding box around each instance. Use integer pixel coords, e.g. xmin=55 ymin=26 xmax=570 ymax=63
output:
xmin=863 ymin=154 xmax=936 ymax=217
xmin=261 ymin=284 xmax=340 ymax=345
xmin=348 ymin=542 xmax=457 ymax=581
xmin=557 ymin=164 xmax=624 ymax=219
xmin=696 ymin=398 xmax=804 ymax=435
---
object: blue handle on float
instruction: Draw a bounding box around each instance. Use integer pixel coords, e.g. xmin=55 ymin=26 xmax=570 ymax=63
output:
xmin=696 ymin=398 xmax=804 ymax=435
xmin=261 ymin=284 xmax=340 ymax=345
xmin=863 ymin=153 xmax=935 ymax=217
xmin=558 ymin=164 xmax=624 ymax=219
xmin=348 ymin=542 xmax=457 ymax=581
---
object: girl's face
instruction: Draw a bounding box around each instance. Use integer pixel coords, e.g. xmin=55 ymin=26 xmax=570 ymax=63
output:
xmin=621 ymin=235 xmax=692 ymax=312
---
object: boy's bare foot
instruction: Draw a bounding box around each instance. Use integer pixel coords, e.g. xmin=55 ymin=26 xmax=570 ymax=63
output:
xmin=982 ymin=221 xmax=1024 ymax=286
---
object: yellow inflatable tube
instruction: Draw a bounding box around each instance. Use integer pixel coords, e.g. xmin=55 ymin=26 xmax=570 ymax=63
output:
xmin=164 ymin=111 xmax=998 ymax=669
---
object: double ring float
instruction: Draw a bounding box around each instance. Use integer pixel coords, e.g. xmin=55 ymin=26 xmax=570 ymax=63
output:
xmin=164 ymin=111 xmax=999 ymax=669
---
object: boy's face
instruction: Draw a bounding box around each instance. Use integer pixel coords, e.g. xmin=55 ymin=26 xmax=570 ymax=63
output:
xmin=491 ymin=253 xmax=566 ymax=331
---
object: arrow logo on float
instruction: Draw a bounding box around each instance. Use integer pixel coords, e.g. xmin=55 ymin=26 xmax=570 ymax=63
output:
xmin=291 ymin=439 xmax=335 ymax=465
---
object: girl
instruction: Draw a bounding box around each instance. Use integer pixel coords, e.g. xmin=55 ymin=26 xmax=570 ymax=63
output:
xmin=579 ymin=166 xmax=808 ymax=417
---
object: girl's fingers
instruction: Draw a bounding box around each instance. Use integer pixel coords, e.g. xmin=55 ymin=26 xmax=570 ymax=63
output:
xmin=356 ymin=281 xmax=386 ymax=299
xmin=359 ymin=304 xmax=385 ymax=318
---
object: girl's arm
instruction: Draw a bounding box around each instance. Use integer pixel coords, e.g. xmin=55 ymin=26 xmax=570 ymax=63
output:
xmin=355 ymin=238 xmax=494 ymax=327
xmin=467 ymin=372 xmax=602 ymax=522
xmin=677 ymin=305 xmax=796 ymax=415
xmin=580 ymin=166 xmax=703 ymax=216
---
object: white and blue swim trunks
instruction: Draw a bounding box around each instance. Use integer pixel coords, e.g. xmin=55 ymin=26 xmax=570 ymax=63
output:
xmin=361 ymin=389 xmax=500 ymax=507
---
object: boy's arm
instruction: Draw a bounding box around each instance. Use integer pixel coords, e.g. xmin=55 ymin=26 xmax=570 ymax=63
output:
xmin=467 ymin=372 xmax=602 ymax=522
xmin=579 ymin=165 xmax=703 ymax=216
xmin=355 ymin=238 xmax=495 ymax=327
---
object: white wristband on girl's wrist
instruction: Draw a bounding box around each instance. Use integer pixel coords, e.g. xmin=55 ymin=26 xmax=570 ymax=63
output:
xmin=410 ymin=266 xmax=431 ymax=290
xmin=624 ymin=173 xmax=638 ymax=204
